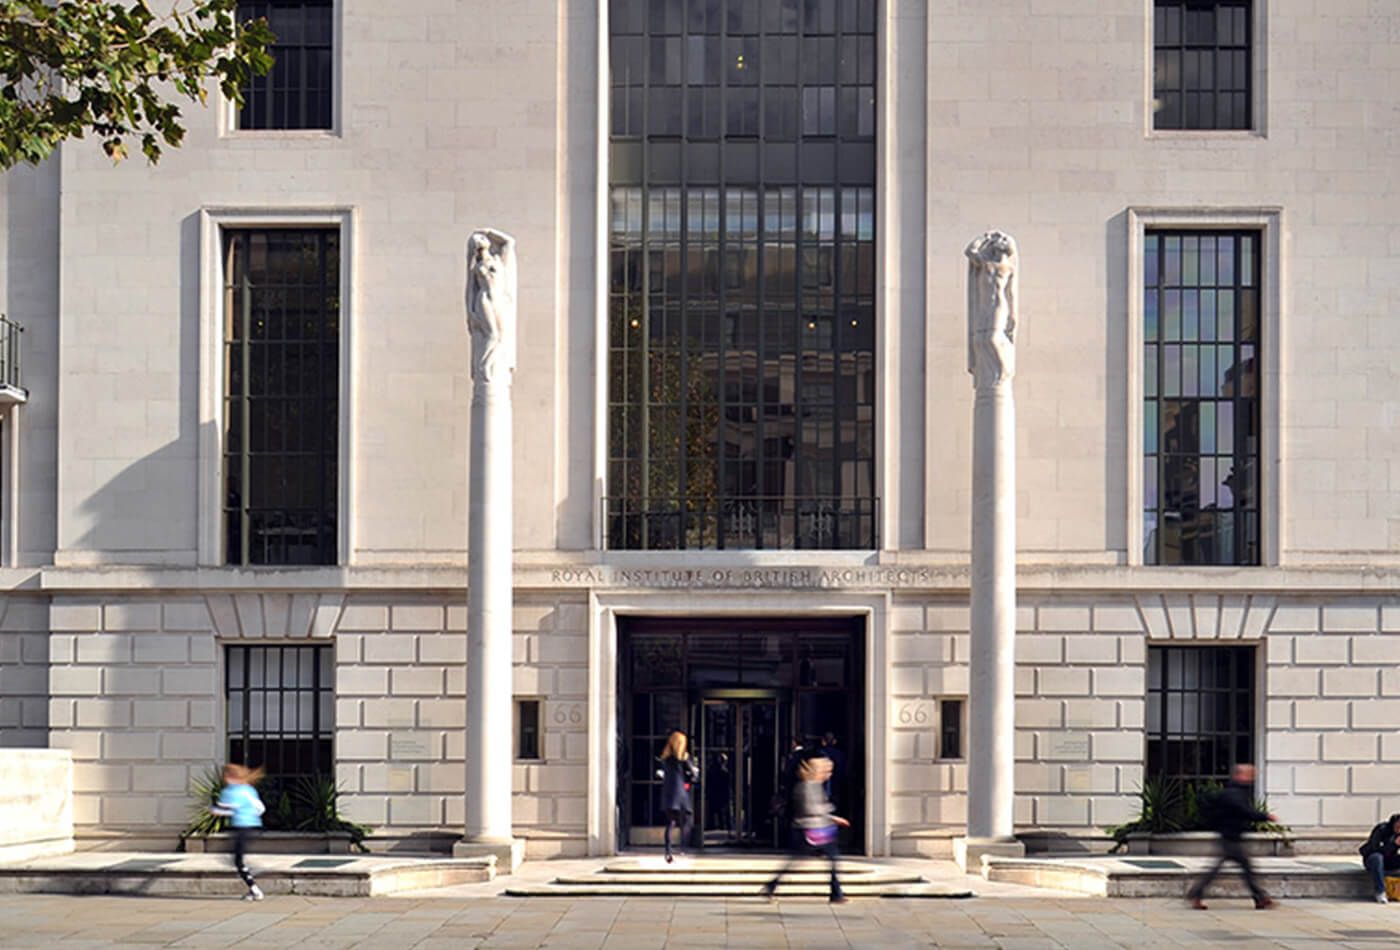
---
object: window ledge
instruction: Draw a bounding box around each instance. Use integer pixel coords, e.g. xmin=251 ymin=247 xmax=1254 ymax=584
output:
xmin=221 ymin=129 xmax=341 ymax=141
xmin=1147 ymin=129 xmax=1265 ymax=141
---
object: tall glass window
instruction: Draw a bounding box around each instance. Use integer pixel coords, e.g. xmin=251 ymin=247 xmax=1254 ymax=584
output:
xmin=237 ymin=0 xmax=334 ymax=130
xmin=1147 ymin=645 xmax=1254 ymax=785
xmin=1153 ymin=0 xmax=1251 ymax=130
xmin=607 ymin=0 xmax=877 ymax=550
xmin=1143 ymin=231 xmax=1260 ymax=565
xmin=223 ymin=229 xmax=340 ymax=566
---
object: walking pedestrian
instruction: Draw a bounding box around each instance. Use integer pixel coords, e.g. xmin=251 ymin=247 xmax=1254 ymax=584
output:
xmin=1359 ymin=813 xmax=1400 ymax=903
xmin=1186 ymin=763 xmax=1276 ymax=910
xmin=210 ymin=764 xmax=266 ymax=901
xmin=656 ymin=730 xmax=697 ymax=863
xmin=762 ymin=755 xmax=848 ymax=904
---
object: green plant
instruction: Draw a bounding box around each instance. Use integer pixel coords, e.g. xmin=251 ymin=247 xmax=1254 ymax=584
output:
xmin=1105 ymin=777 xmax=1294 ymax=853
xmin=290 ymin=774 xmax=373 ymax=853
xmin=177 ymin=764 xmax=235 ymax=848
xmin=1106 ymin=777 xmax=1185 ymax=852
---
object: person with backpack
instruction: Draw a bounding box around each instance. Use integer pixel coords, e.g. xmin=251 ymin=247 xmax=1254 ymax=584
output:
xmin=209 ymin=763 xmax=266 ymax=901
xmin=1360 ymin=813 xmax=1400 ymax=902
xmin=1186 ymin=763 xmax=1276 ymax=910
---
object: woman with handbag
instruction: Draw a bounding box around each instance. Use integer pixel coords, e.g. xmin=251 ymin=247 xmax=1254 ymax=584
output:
xmin=656 ymin=730 xmax=698 ymax=863
xmin=762 ymin=755 xmax=848 ymax=903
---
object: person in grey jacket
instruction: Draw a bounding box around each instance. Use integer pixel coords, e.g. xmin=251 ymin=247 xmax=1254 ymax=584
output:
xmin=762 ymin=755 xmax=848 ymax=903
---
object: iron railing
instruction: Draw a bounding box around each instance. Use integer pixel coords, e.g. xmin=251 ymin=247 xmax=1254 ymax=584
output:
xmin=603 ymin=495 xmax=879 ymax=551
xmin=0 ymin=315 xmax=22 ymax=392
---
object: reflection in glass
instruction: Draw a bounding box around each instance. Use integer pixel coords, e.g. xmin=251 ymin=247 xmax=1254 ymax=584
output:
xmin=1143 ymin=231 xmax=1260 ymax=565
xmin=609 ymin=0 xmax=876 ymax=549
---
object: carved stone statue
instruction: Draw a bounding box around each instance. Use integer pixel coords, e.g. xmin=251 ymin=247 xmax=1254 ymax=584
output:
xmin=965 ymin=230 xmax=1019 ymax=388
xmin=466 ymin=228 xmax=517 ymax=384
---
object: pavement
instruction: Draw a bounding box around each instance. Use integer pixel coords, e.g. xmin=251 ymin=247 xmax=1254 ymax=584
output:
xmin=2 ymin=860 xmax=1398 ymax=949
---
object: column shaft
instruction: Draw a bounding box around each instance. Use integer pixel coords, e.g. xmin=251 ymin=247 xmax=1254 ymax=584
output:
xmin=967 ymin=383 xmax=1016 ymax=840
xmin=465 ymin=381 xmax=514 ymax=842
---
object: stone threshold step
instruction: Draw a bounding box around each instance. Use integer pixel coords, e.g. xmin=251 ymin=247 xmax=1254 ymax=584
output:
xmin=553 ymin=872 xmax=924 ymax=886
xmin=508 ymin=884 xmax=974 ymax=898
xmin=602 ymin=860 xmax=893 ymax=874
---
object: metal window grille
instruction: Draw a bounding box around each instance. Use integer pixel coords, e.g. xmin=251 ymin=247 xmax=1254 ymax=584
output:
xmin=1146 ymin=645 xmax=1255 ymax=784
xmin=607 ymin=0 xmax=878 ymax=550
xmin=223 ymin=228 xmax=340 ymax=566
xmin=1143 ymin=230 xmax=1260 ymax=566
xmin=225 ymin=645 xmax=334 ymax=786
xmin=238 ymin=0 xmax=334 ymax=130
xmin=1153 ymin=0 xmax=1251 ymax=130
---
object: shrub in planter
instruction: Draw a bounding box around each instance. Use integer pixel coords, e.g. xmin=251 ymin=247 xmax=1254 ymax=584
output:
xmin=1106 ymin=776 xmax=1291 ymax=853
xmin=179 ymin=767 xmax=372 ymax=853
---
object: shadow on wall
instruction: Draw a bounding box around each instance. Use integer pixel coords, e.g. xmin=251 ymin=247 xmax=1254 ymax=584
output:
xmin=66 ymin=213 xmax=203 ymax=562
xmin=1104 ymin=210 xmax=1129 ymax=559
xmin=0 ymin=597 xmax=50 ymax=748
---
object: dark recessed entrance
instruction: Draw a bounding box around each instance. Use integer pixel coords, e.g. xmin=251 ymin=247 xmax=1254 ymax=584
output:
xmin=618 ymin=617 xmax=865 ymax=853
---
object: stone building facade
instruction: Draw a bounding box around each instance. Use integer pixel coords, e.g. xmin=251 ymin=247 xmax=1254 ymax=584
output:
xmin=1 ymin=0 xmax=1399 ymax=859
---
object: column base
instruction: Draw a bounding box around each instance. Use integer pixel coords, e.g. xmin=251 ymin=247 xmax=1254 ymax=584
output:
xmin=453 ymin=836 xmax=525 ymax=874
xmin=953 ymin=836 xmax=1025 ymax=874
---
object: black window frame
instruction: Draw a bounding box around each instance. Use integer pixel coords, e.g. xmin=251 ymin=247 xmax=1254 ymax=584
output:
xmin=222 ymin=227 xmax=341 ymax=566
xmin=1142 ymin=229 xmax=1261 ymax=566
xmin=1152 ymin=0 xmax=1252 ymax=131
xmin=516 ymin=698 xmax=543 ymax=761
xmin=224 ymin=644 xmax=334 ymax=789
xmin=937 ymin=698 xmax=963 ymax=761
xmin=1146 ymin=644 xmax=1255 ymax=786
xmin=606 ymin=0 xmax=879 ymax=551
xmin=237 ymin=0 xmax=335 ymax=130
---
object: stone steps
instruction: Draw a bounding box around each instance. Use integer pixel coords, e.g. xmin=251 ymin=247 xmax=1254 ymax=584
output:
xmin=984 ymin=856 xmax=1373 ymax=899
xmin=0 ymin=852 xmax=495 ymax=897
xmin=507 ymin=857 xmax=974 ymax=899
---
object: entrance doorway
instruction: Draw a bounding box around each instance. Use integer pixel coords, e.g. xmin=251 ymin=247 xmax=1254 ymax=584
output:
xmin=618 ymin=617 xmax=865 ymax=853
xmin=699 ymin=693 xmax=783 ymax=849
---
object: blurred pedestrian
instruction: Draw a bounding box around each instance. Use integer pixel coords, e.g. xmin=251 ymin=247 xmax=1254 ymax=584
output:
xmin=762 ymin=755 xmax=848 ymax=904
xmin=209 ymin=764 xmax=266 ymax=901
xmin=1187 ymin=763 xmax=1276 ymax=910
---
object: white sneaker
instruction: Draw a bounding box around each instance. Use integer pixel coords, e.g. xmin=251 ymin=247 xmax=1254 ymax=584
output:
xmin=244 ymin=885 xmax=264 ymax=901
xmin=1376 ymin=892 xmax=1388 ymax=904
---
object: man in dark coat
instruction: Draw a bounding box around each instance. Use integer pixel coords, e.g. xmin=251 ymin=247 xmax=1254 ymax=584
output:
xmin=1360 ymin=813 xmax=1400 ymax=902
xmin=1187 ymin=763 xmax=1277 ymax=910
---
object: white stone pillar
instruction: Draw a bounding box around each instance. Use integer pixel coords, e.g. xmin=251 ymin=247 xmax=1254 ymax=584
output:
xmin=956 ymin=231 xmax=1026 ymax=873
xmin=455 ymin=229 xmax=523 ymax=871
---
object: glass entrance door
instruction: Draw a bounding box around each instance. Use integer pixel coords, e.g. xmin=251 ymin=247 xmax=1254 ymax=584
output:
xmin=697 ymin=693 xmax=784 ymax=849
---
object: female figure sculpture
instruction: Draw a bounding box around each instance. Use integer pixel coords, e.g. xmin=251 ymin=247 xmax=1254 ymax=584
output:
xmin=965 ymin=230 xmax=1019 ymax=389
xmin=466 ymin=228 xmax=517 ymax=384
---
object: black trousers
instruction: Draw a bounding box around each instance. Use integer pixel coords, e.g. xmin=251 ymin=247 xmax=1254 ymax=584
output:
xmin=766 ymin=833 xmax=844 ymax=900
xmin=1188 ymin=836 xmax=1265 ymax=902
xmin=232 ymin=828 xmax=257 ymax=888
xmin=663 ymin=808 xmax=692 ymax=855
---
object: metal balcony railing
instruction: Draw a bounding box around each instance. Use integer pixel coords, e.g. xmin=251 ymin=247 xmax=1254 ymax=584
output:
xmin=603 ymin=495 xmax=879 ymax=551
xmin=0 ymin=315 xmax=23 ymax=397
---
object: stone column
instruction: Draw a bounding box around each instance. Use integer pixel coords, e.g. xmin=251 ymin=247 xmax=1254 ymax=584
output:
xmin=454 ymin=229 xmax=524 ymax=872
xmin=956 ymin=231 xmax=1026 ymax=873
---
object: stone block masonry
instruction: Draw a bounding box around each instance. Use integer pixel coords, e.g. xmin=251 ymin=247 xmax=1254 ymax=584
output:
xmin=24 ymin=589 xmax=590 ymax=856
xmin=890 ymin=591 xmax=1400 ymax=853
